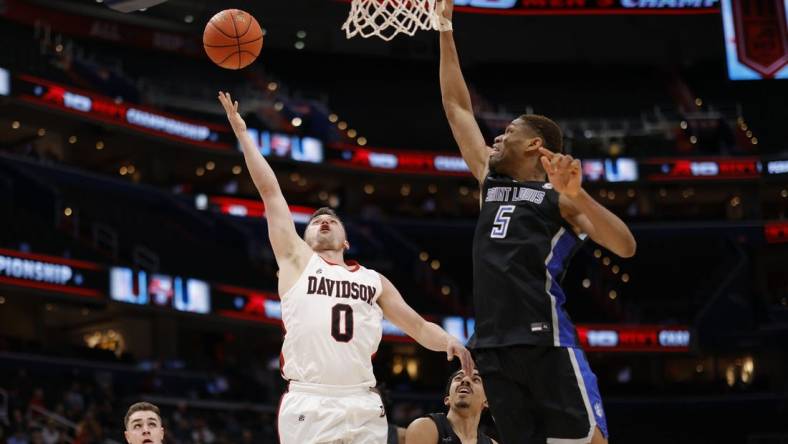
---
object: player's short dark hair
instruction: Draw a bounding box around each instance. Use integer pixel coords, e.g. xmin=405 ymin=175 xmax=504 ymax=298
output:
xmin=308 ymin=207 xmax=343 ymax=225
xmin=518 ymin=114 xmax=564 ymax=153
xmin=124 ymin=402 xmax=161 ymax=429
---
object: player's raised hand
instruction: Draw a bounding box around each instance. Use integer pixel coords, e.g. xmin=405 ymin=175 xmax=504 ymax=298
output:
xmin=218 ymin=91 xmax=246 ymax=134
xmin=435 ymin=0 xmax=454 ymax=31
xmin=539 ymin=147 xmax=582 ymax=198
xmin=446 ymin=337 xmax=475 ymax=377
xmin=437 ymin=0 xmax=454 ymax=21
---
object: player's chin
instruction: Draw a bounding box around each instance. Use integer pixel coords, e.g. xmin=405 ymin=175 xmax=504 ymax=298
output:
xmin=453 ymin=400 xmax=471 ymax=409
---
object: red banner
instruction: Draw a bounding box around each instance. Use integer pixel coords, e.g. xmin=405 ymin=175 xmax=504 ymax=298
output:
xmin=0 ymin=248 xmax=105 ymax=298
xmin=16 ymin=75 xmax=232 ymax=150
xmin=732 ymin=0 xmax=788 ymax=78
xmin=576 ymin=325 xmax=691 ymax=352
xmin=328 ymin=143 xmax=471 ymax=176
xmin=641 ymin=157 xmax=762 ymax=181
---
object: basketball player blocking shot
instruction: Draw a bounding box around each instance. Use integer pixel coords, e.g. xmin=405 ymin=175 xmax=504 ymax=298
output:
xmin=218 ymin=92 xmax=473 ymax=444
xmin=436 ymin=1 xmax=637 ymax=442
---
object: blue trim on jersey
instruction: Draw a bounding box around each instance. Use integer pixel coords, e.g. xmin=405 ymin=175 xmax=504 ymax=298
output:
xmin=572 ymin=347 xmax=608 ymax=439
xmin=547 ymin=230 xmax=579 ymax=347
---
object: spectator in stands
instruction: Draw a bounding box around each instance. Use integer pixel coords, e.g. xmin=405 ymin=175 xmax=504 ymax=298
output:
xmin=30 ymin=428 xmax=44 ymax=444
xmin=74 ymin=408 xmax=103 ymax=443
xmin=40 ymin=419 xmax=60 ymax=444
xmin=64 ymin=383 xmax=85 ymax=415
xmin=123 ymin=402 xmax=164 ymax=444
xmin=191 ymin=417 xmax=216 ymax=444
xmin=7 ymin=429 xmax=30 ymax=444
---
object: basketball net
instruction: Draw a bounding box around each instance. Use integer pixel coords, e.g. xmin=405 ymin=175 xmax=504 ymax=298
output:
xmin=342 ymin=0 xmax=453 ymax=41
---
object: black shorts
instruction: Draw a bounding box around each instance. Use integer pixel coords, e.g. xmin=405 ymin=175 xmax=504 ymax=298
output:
xmin=474 ymin=345 xmax=608 ymax=444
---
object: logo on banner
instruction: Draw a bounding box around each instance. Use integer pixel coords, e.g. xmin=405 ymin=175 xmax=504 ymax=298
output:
xmin=733 ymin=0 xmax=788 ymax=78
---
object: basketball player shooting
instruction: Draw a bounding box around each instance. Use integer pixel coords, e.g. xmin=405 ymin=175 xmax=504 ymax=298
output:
xmin=218 ymin=92 xmax=473 ymax=444
xmin=436 ymin=1 xmax=636 ymax=443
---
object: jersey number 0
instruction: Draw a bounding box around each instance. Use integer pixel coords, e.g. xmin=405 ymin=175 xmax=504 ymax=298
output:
xmin=331 ymin=303 xmax=354 ymax=342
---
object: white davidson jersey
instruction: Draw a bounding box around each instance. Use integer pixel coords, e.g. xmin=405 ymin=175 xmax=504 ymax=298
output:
xmin=280 ymin=253 xmax=384 ymax=386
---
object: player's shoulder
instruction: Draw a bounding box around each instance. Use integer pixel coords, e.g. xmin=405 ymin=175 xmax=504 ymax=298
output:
xmin=405 ymin=417 xmax=439 ymax=444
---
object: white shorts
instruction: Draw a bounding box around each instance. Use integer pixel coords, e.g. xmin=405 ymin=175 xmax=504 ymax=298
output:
xmin=278 ymin=381 xmax=388 ymax=444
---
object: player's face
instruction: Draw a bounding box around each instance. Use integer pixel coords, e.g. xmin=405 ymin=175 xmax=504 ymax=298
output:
xmin=304 ymin=215 xmax=348 ymax=251
xmin=124 ymin=411 xmax=164 ymax=444
xmin=444 ymin=369 xmax=487 ymax=412
xmin=490 ymin=119 xmax=540 ymax=173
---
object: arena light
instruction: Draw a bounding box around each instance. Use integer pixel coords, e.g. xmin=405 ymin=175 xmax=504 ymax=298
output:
xmin=243 ymin=128 xmax=324 ymax=164
xmin=766 ymin=160 xmax=788 ymax=175
xmin=110 ymin=267 xmax=211 ymax=314
xmin=0 ymin=67 xmax=9 ymax=96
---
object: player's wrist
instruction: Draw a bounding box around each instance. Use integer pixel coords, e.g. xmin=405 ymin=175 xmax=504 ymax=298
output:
xmin=563 ymin=187 xmax=585 ymax=201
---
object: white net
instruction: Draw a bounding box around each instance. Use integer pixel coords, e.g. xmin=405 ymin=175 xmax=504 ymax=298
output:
xmin=342 ymin=0 xmax=452 ymax=41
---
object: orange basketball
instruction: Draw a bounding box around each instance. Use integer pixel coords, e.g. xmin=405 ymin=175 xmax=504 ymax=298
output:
xmin=203 ymin=9 xmax=263 ymax=70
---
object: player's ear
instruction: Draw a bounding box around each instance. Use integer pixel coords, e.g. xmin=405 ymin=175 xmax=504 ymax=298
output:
xmin=344 ymin=240 xmax=350 ymax=251
xmin=123 ymin=431 xmax=130 ymax=443
xmin=444 ymin=396 xmax=450 ymax=407
xmin=526 ymin=136 xmax=543 ymax=152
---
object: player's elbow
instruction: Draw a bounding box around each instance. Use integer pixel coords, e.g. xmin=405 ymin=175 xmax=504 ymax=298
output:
xmin=442 ymin=99 xmax=470 ymax=116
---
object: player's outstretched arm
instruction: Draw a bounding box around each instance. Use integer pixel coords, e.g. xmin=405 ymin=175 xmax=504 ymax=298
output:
xmin=377 ymin=274 xmax=474 ymax=375
xmin=218 ymin=92 xmax=311 ymax=267
xmin=405 ymin=418 xmax=439 ymax=444
xmin=438 ymin=0 xmax=489 ymax=182
xmin=539 ymin=148 xmax=637 ymax=258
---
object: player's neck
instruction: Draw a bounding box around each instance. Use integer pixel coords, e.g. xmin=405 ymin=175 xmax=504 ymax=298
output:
xmin=509 ymin=155 xmax=546 ymax=183
xmin=317 ymin=250 xmax=347 ymax=268
xmin=446 ymin=409 xmax=481 ymax=441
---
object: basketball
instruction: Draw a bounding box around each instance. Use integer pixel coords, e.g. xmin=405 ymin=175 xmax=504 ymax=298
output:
xmin=203 ymin=9 xmax=263 ymax=70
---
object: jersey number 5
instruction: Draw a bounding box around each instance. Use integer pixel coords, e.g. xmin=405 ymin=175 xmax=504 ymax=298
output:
xmin=491 ymin=205 xmax=515 ymax=239
xmin=331 ymin=303 xmax=354 ymax=342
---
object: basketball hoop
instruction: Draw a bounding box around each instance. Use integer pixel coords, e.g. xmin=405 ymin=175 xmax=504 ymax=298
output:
xmin=342 ymin=0 xmax=452 ymax=41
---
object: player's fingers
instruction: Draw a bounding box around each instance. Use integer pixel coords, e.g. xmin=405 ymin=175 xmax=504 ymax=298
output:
xmin=540 ymin=156 xmax=553 ymax=174
xmin=571 ymin=159 xmax=581 ymax=171
xmin=559 ymin=155 xmax=572 ymax=171
xmin=538 ymin=147 xmax=554 ymax=158
xmin=234 ymin=101 xmax=239 ymax=112
xmin=550 ymin=155 xmax=561 ymax=171
xmin=461 ymin=350 xmax=474 ymax=375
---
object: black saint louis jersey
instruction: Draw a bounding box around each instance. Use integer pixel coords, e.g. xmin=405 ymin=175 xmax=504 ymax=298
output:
xmin=469 ymin=173 xmax=586 ymax=349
